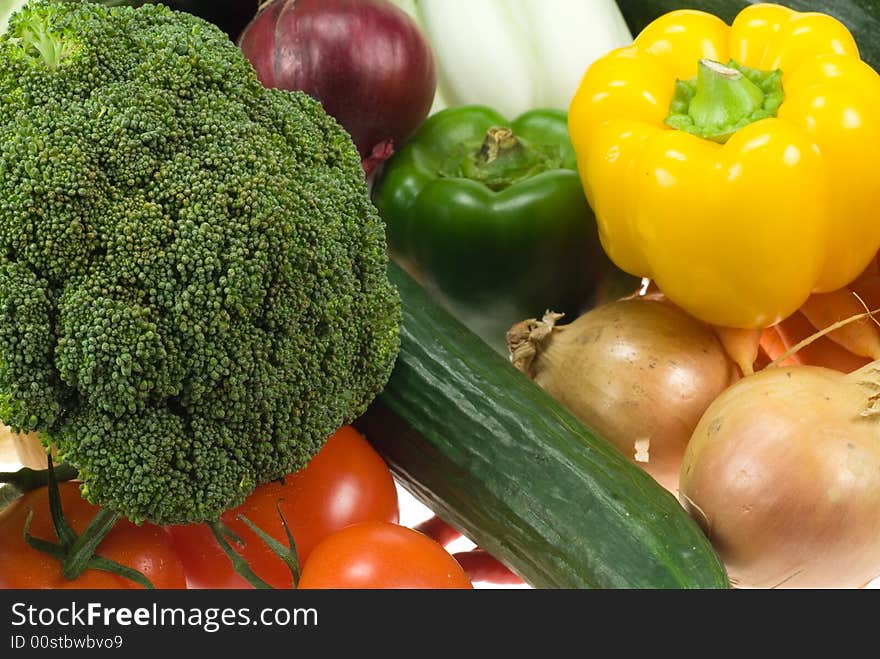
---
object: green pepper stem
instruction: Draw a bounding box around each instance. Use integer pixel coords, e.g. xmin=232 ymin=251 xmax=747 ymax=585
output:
xmin=459 ymin=127 xmax=564 ymax=192
xmin=477 ymin=127 xmax=522 ymax=165
xmin=665 ymin=59 xmax=784 ymax=143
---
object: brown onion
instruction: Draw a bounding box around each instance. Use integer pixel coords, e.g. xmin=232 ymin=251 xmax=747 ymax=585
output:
xmin=508 ymin=296 xmax=737 ymax=492
xmin=238 ymin=0 xmax=436 ymax=173
xmin=681 ymin=362 xmax=880 ymax=589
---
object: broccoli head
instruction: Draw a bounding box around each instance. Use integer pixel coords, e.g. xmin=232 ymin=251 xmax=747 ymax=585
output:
xmin=0 ymin=0 xmax=401 ymax=524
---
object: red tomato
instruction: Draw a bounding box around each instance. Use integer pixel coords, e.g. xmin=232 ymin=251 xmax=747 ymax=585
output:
xmin=297 ymin=522 xmax=473 ymax=589
xmin=0 ymin=481 xmax=186 ymax=589
xmin=169 ymin=425 xmax=399 ymax=589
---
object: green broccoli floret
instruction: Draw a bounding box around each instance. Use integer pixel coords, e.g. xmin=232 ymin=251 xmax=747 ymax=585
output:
xmin=0 ymin=0 xmax=401 ymax=525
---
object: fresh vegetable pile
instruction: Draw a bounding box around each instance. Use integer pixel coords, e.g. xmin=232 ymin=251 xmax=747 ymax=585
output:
xmin=558 ymin=1 xmax=880 ymax=588
xmin=2 ymin=0 xmax=880 ymax=592
xmin=0 ymin=425 xmax=475 ymax=589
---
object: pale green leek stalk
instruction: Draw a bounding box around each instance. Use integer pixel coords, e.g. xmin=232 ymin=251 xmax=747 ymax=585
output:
xmin=391 ymin=0 xmax=633 ymax=117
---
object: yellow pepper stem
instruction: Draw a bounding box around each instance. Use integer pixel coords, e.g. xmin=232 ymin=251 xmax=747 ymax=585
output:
xmin=665 ymin=59 xmax=784 ymax=143
xmin=690 ymin=60 xmax=763 ymax=129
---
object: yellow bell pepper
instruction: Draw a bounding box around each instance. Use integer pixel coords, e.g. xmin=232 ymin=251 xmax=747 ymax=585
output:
xmin=568 ymin=4 xmax=880 ymax=328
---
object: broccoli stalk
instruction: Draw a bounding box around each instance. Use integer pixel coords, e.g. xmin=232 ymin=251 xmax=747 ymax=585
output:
xmin=9 ymin=1 xmax=80 ymax=67
xmin=0 ymin=0 xmax=401 ymax=525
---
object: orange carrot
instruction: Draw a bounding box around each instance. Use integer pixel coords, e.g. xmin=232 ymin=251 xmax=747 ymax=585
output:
xmin=760 ymin=323 xmax=801 ymax=366
xmin=772 ymin=311 xmax=870 ymax=373
xmin=799 ymin=288 xmax=880 ymax=359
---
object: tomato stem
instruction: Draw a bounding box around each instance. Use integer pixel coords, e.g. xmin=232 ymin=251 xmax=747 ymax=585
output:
xmin=79 ymin=554 xmax=156 ymax=589
xmin=46 ymin=458 xmax=78 ymax=548
xmin=18 ymin=456 xmax=155 ymax=588
xmin=207 ymin=520 xmax=275 ymax=589
xmin=61 ymin=508 xmax=121 ymax=580
xmin=206 ymin=505 xmax=303 ymax=590
xmin=238 ymin=508 xmax=301 ymax=587
xmin=0 ymin=462 xmax=78 ymax=511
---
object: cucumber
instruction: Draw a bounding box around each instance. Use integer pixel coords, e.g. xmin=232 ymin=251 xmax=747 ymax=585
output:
xmin=617 ymin=0 xmax=880 ymax=71
xmin=354 ymin=262 xmax=729 ymax=589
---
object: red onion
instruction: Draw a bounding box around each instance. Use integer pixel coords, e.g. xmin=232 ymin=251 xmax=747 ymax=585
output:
xmin=238 ymin=0 xmax=436 ymax=174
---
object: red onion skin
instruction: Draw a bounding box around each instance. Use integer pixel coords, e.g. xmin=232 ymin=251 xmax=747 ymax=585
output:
xmin=238 ymin=2 xmax=284 ymax=88
xmin=238 ymin=0 xmax=436 ymax=163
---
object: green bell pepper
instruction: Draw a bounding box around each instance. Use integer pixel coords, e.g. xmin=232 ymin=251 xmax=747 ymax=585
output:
xmin=372 ymin=105 xmax=638 ymax=352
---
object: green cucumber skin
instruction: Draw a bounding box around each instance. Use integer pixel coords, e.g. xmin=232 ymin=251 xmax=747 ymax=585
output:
xmin=355 ymin=262 xmax=729 ymax=589
xmin=617 ymin=0 xmax=880 ymax=71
